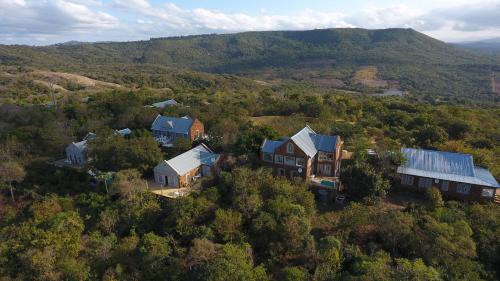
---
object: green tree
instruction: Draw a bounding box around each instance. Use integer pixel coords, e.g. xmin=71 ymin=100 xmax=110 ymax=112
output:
xmin=212 ymin=209 xmax=243 ymax=242
xmin=426 ymin=187 xmax=444 ymax=211
xmin=0 ymin=161 xmax=26 ymax=203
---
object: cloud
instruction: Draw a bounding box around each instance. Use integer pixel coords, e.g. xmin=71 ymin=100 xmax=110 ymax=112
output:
xmin=0 ymin=0 xmax=119 ymax=43
xmin=1 ymin=0 xmax=500 ymax=44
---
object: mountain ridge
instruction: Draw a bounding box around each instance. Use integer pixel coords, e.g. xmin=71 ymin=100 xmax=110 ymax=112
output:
xmin=1 ymin=28 xmax=500 ymax=99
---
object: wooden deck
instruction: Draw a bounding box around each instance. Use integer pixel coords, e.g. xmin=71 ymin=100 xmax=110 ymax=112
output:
xmin=146 ymin=180 xmax=192 ymax=199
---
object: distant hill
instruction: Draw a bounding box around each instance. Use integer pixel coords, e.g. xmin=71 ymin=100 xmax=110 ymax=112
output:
xmin=1 ymin=28 xmax=500 ymax=99
xmin=455 ymin=38 xmax=500 ymax=57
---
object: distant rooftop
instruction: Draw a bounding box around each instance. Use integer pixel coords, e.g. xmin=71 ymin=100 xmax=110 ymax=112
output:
xmin=151 ymin=114 xmax=194 ymax=134
xmin=152 ymin=99 xmax=178 ymax=108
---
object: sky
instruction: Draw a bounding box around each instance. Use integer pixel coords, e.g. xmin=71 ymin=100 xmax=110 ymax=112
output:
xmin=1 ymin=0 xmax=500 ymax=45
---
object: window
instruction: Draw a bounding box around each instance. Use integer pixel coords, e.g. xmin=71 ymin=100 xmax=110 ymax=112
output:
xmin=263 ymin=153 xmax=273 ymax=162
xmin=441 ymin=181 xmax=449 ymax=192
xmin=481 ymin=188 xmax=494 ymax=197
xmin=401 ymin=175 xmax=414 ymax=186
xmin=319 ymin=152 xmax=334 ymax=161
xmin=275 ymin=155 xmax=284 ymax=164
xmin=296 ymin=158 xmax=305 ymax=167
xmin=287 ymin=143 xmax=294 ymax=154
xmin=285 ymin=156 xmax=295 ymax=166
xmin=457 ymin=183 xmax=471 ymax=194
xmin=418 ymin=178 xmax=433 ymax=188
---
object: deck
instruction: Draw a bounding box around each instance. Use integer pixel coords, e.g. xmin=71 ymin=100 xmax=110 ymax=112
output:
xmin=147 ymin=180 xmax=192 ymax=199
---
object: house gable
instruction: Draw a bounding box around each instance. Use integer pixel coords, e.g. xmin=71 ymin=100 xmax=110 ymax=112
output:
xmin=275 ymin=139 xmax=308 ymax=159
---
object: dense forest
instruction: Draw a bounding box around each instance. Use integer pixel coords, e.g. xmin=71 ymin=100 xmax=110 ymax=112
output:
xmin=2 ymin=28 xmax=500 ymax=99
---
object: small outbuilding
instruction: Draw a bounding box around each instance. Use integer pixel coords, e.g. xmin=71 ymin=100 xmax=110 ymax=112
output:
xmin=153 ymin=144 xmax=220 ymax=188
xmin=65 ymin=133 xmax=96 ymax=166
xmin=152 ymin=99 xmax=178 ymax=108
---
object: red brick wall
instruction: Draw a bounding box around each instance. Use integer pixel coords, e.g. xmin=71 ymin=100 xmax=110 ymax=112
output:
xmin=189 ymin=119 xmax=205 ymax=141
xmin=261 ymin=139 xmax=310 ymax=179
xmin=398 ymin=174 xmax=494 ymax=202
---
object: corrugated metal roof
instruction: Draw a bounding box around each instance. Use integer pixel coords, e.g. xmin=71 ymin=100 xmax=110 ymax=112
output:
xmin=474 ymin=167 xmax=500 ymax=188
xmin=401 ymin=148 xmax=474 ymax=176
xmin=291 ymin=126 xmax=337 ymax=157
xmin=151 ymin=115 xmax=194 ymax=134
xmin=261 ymin=139 xmax=284 ymax=153
xmin=398 ymin=148 xmax=499 ymax=188
xmin=115 ymin=128 xmax=132 ymax=136
xmin=152 ymin=99 xmax=178 ymax=108
xmin=165 ymin=144 xmax=220 ymax=175
xmin=261 ymin=126 xmax=338 ymax=157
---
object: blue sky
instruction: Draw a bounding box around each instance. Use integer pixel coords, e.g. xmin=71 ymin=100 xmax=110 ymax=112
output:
xmin=1 ymin=0 xmax=500 ymax=45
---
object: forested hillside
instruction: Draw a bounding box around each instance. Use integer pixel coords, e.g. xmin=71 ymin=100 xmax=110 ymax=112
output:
xmin=2 ymin=28 xmax=500 ymax=99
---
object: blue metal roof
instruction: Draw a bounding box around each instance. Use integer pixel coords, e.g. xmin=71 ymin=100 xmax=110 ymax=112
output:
xmin=151 ymin=115 xmax=193 ymax=134
xmin=398 ymin=148 xmax=499 ymax=188
xmin=261 ymin=139 xmax=284 ymax=153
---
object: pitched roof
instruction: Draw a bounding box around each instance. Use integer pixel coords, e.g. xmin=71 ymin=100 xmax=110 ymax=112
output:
xmin=261 ymin=139 xmax=284 ymax=153
xmin=397 ymin=148 xmax=499 ymax=188
xmin=115 ymin=128 xmax=132 ymax=137
xmin=152 ymin=99 xmax=178 ymax=108
xmin=151 ymin=115 xmax=194 ymax=134
xmin=69 ymin=140 xmax=88 ymax=152
xmin=164 ymin=144 xmax=220 ymax=175
xmin=68 ymin=132 xmax=96 ymax=152
xmin=261 ymin=126 xmax=338 ymax=158
xmin=290 ymin=126 xmax=338 ymax=157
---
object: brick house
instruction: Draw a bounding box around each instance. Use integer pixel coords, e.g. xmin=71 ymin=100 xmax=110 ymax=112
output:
xmin=260 ymin=126 xmax=343 ymax=181
xmin=153 ymin=144 xmax=220 ymax=188
xmin=397 ymin=148 xmax=499 ymax=202
xmin=151 ymin=115 xmax=204 ymax=146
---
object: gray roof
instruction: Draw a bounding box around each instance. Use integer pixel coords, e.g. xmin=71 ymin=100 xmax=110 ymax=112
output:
xmin=151 ymin=115 xmax=194 ymax=134
xmin=115 ymin=128 xmax=132 ymax=136
xmin=72 ymin=140 xmax=88 ymax=151
xmin=397 ymin=148 xmax=499 ymax=188
xmin=291 ymin=126 xmax=338 ymax=157
xmin=261 ymin=126 xmax=338 ymax=158
xmin=165 ymin=144 xmax=220 ymax=175
xmin=69 ymin=132 xmax=96 ymax=152
xmin=152 ymin=99 xmax=178 ymax=108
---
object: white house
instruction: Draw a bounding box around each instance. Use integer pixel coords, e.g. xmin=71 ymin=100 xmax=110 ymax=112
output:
xmin=153 ymin=144 xmax=220 ymax=188
xmin=65 ymin=133 xmax=96 ymax=166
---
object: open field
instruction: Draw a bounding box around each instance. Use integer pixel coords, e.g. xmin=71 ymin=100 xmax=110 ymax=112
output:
xmin=353 ymin=66 xmax=388 ymax=88
xmin=33 ymin=70 xmax=122 ymax=89
xmin=250 ymin=115 xmax=315 ymax=135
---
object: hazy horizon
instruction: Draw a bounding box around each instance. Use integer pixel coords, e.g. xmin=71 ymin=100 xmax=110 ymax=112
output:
xmin=2 ymin=0 xmax=500 ymax=45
